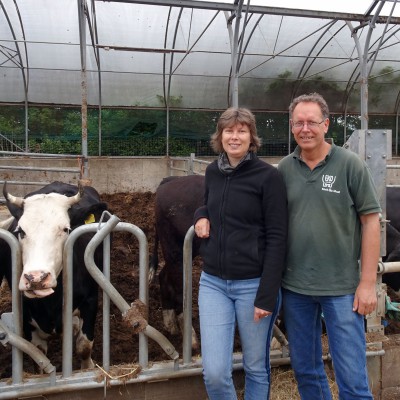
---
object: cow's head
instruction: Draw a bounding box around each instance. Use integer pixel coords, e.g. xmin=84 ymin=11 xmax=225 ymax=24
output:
xmin=4 ymin=184 xmax=81 ymax=298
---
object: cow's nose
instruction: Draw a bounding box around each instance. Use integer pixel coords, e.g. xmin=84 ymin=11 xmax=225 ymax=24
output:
xmin=25 ymin=271 xmax=50 ymax=283
xmin=23 ymin=271 xmax=52 ymax=290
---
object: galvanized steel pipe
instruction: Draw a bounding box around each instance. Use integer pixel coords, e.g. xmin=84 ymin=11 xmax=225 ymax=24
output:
xmin=0 ymin=320 xmax=55 ymax=375
xmin=83 ymin=216 xmax=179 ymax=365
xmin=0 ymin=228 xmax=23 ymax=384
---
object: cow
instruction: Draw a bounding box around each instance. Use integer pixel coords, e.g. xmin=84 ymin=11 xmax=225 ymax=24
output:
xmin=150 ymin=175 xmax=204 ymax=350
xmin=150 ymin=176 xmax=400 ymax=347
xmin=387 ymin=186 xmax=400 ymax=232
xmin=383 ymin=186 xmax=400 ymax=291
xmin=0 ymin=181 xmax=108 ymax=370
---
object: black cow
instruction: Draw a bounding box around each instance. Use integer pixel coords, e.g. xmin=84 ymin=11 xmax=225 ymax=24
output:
xmin=150 ymin=175 xmax=204 ymax=350
xmin=150 ymin=177 xmax=400 ymax=344
xmin=0 ymin=181 xmax=108 ymax=370
xmin=387 ymin=186 xmax=400 ymax=232
xmin=383 ymin=186 xmax=400 ymax=290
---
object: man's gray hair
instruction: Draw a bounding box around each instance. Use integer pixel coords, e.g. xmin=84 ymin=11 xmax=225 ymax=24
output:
xmin=289 ymin=93 xmax=330 ymax=120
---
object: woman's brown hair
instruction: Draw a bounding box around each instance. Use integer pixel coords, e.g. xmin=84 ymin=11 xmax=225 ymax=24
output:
xmin=210 ymin=107 xmax=261 ymax=154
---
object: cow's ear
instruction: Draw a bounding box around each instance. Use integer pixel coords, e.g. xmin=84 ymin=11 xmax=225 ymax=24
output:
xmin=68 ymin=202 xmax=108 ymax=228
xmin=6 ymin=202 xmax=24 ymax=220
xmin=3 ymin=182 xmax=24 ymax=220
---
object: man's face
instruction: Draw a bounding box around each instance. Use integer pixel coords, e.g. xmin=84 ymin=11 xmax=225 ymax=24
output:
xmin=290 ymin=101 xmax=329 ymax=152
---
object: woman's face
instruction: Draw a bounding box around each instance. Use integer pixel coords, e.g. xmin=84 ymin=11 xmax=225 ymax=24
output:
xmin=221 ymin=122 xmax=251 ymax=166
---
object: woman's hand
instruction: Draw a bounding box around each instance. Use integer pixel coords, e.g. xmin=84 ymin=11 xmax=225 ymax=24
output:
xmin=194 ymin=218 xmax=210 ymax=238
xmin=254 ymin=307 xmax=272 ymax=322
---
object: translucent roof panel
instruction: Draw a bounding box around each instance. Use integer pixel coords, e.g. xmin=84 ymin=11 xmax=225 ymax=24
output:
xmin=1 ymin=0 xmax=400 ymax=115
xmin=28 ymin=70 xmax=82 ymax=104
xmin=221 ymin=0 xmax=400 ymax=17
xmin=95 ymin=3 xmax=169 ymax=49
xmin=0 ymin=67 xmax=25 ymax=103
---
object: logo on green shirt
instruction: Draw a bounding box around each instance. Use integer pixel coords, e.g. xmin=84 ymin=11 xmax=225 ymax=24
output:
xmin=321 ymin=175 xmax=340 ymax=194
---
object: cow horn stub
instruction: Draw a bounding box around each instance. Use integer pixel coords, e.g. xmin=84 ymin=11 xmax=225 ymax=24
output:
xmin=78 ymin=182 xmax=85 ymax=197
xmin=3 ymin=181 xmax=24 ymax=208
xmin=67 ymin=185 xmax=82 ymax=206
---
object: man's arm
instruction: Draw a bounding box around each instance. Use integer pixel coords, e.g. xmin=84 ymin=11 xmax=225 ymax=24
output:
xmin=353 ymin=212 xmax=381 ymax=315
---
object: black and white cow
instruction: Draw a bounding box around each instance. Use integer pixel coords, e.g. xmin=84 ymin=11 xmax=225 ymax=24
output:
xmin=0 ymin=181 xmax=108 ymax=370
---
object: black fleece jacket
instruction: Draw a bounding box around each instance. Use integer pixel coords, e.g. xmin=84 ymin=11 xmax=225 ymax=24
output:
xmin=193 ymin=154 xmax=288 ymax=312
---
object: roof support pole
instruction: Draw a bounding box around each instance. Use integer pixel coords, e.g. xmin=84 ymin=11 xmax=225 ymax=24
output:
xmin=347 ymin=1 xmax=385 ymax=130
xmin=78 ymin=0 xmax=89 ymax=181
xmin=167 ymin=8 xmax=184 ymax=157
xmin=164 ymin=8 xmax=171 ymax=158
xmin=226 ymin=1 xmax=244 ymax=108
xmin=348 ymin=27 xmax=369 ymax=130
xmin=0 ymin=2 xmax=30 ymax=151
xmin=396 ymin=110 xmax=399 ymax=156
xmin=88 ymin=0 xmax=103 ymax=156
xmin=162 ymin=7 xmax=183 ymax=158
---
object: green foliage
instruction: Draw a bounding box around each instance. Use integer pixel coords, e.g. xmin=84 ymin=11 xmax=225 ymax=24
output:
xmin=0 ymin=103 xmax=398 ymax=157
xmin=369 ymin=66 xmax=400 ymax=107
xmin=0 ymin=107 xmax=25 ymax=135
xmin=264 ymin=71 xmax=343 ymax=111
xmin=156 ymin=95 xmax=183 ymax=107
xmin=266 ymin=70 xmax=293 ymax=93
xmin=28 ymin=136 xmax=81 ymax=154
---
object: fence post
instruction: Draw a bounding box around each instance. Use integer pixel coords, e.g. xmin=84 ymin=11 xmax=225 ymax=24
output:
xmin=188 ymin=153 xmax=195 ymax=175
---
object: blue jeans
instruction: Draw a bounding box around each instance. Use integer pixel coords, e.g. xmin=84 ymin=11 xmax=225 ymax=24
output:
xmin=282 ymin=288 xmax=373 ymax=400
xmin=199 ymin=272 xmax=280 ymax=400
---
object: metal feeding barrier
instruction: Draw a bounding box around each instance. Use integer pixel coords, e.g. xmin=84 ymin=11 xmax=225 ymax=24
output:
xmin=0 ymin=213 xmax=187 ymax=399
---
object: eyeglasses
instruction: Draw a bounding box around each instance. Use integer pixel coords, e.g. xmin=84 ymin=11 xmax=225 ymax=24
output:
xmin=291 ymin=120 xmax=325 ymax=129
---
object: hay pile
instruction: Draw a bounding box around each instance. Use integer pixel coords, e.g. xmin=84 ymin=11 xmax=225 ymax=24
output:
xmin=237 ymin=365 xmax=339 ymax=400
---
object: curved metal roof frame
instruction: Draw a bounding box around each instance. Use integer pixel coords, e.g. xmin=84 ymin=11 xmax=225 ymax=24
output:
xmin=1 ymin=0 xmax=400 ymax=157
xmin=0 ymin=1 xmax=29 ymax=143
xmin=2 ymin=1 xmax=400 ymax=110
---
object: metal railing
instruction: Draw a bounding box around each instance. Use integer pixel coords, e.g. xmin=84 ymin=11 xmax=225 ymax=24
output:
xmin=169 ymin=153 xmax=210 ymax=176
xmin=0 ymin=151 xmax=83 ymax=202
xmin=0 ymin=215 xmax=183 ymax=399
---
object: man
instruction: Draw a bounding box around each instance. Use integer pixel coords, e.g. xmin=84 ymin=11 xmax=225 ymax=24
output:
xmin=278 ymin=92 xmax=381 ymax=399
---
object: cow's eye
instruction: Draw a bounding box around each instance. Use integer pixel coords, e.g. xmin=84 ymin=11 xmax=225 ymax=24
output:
xmin=15 ymin=227 xmax=26 ymax=239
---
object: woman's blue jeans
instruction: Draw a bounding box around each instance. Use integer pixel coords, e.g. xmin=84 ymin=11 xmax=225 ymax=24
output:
xmin=199 ymin=272 xmax=280 ymax=400
xmin=282 ymin=288 xmax=373 ymax=400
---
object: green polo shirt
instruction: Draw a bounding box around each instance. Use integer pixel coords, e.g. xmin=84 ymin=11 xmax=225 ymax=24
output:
xmin=278 ymin=144 xmax=381 ymax=296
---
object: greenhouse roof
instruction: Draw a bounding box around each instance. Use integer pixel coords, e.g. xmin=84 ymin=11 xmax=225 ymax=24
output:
xmin=1 ymin=0 xmax=400 ymax=114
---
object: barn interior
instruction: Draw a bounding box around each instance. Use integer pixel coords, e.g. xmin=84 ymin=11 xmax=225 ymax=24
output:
xmin=1 ymin=1 xmax=400 ymax=399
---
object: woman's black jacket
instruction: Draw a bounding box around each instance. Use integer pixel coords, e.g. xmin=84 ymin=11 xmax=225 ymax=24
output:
xmin=193 ymin=154 xmax=288 ymax=312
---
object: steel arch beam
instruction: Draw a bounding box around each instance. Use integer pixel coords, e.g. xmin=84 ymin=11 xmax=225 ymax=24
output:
xmin=0 ymin=0 xmax=29 ymax=150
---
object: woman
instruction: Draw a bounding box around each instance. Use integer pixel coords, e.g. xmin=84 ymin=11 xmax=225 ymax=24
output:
xmin=194 ymin=107 xmax=288 ymax=400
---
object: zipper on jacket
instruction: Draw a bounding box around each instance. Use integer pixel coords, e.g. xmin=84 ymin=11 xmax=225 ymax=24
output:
xmin=218 ymin=175 xmax=230 ymax=277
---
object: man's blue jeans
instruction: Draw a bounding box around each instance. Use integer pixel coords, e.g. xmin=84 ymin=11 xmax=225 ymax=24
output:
xmin=282 ymin=288 xmax=373 ymax=400
xmin=199 ymin=272 xmax=280 ymax=400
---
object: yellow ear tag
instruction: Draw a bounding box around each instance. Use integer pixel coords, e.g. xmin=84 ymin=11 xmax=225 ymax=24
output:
xmin=85 ymin=214 xmax=95 ymax=224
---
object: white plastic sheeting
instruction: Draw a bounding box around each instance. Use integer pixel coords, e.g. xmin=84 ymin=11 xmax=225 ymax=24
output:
xmin=1 ymin=0 xmax=400 ymax=113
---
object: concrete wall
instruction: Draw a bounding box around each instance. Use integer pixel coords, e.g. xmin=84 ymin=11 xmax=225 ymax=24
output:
xmin=379 ymin=334 xmax=400 ymax=399
xmin=88 ymin=157 xmax=170 ymax=193
xmin=0 ymin=156 xmax=399 ymax=197
xmin=0 ymin=157 xmax=170 ymax=196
